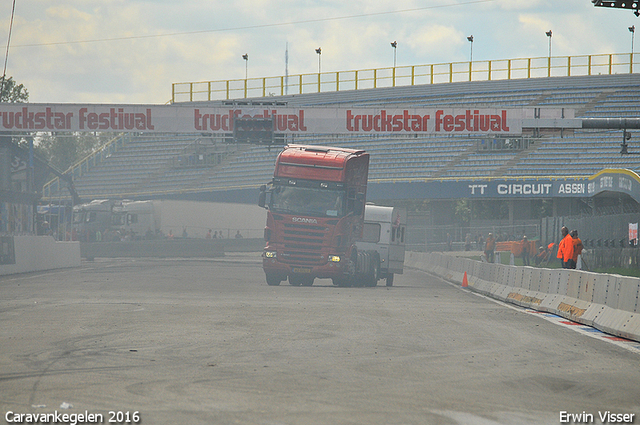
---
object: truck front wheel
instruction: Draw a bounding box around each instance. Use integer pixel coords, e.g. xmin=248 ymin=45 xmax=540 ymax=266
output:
xmin=386 ymin=273 xmax=394 ymax=287
xmin=289 ymin=274 xmax=314 ymax=286
xmin=266 ymin=274 xmax=282 ymax=286
xmin=332 ymin=276 xmax=351 ymax=287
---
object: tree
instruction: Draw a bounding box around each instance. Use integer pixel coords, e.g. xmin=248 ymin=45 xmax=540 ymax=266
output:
xmin=455 ymin=199 xmax=471 ymax=224
xmin=0 ymin=76 xmax=28 ymax=103
xmin=1 ymin=76 xmax=30 ymax=168
xmin=2 ymin=76 xmax=31 ymax=155
xmin=36 ymin=132 xmax=110 ymax=172
xmin=470 ymin=200 xmax=509 ymax=221
xmin=0 ymin=75 xmax=105 ymax=173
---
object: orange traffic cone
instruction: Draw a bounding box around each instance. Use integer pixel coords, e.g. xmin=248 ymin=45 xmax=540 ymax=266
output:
xmin=462 ymin=272 xmax=468 ymax=288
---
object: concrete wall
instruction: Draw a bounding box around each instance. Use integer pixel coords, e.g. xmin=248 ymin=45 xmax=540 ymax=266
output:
xmin=0 ymin=236 xmax=81 ymax=276
xmin=80 ymin=238 xmax=264 ymax=259
xmin=406 ymin=251 xmax=640 ymax=342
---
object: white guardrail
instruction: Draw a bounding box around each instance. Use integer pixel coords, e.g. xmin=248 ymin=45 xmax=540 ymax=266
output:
xmin=406 ymin=251 xmax=640 ymax=342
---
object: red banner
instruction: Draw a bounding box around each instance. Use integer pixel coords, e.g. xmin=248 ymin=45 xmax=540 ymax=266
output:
xmin=0 ymin=103 xmax=529 ymax=135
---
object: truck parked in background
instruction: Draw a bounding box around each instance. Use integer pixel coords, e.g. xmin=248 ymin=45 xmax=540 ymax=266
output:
xmin=73 ymin=199 xmax=161 ymax=241
xmin=111 ymin=200 xmax=161 ymax=239
xmin=258 ymin=144 xmax=382 ymax=287
xmin=356 ymin=205 xmax=406 ymax=286
xmin=72 ymin=199 xmax=265 ymax=241
xmin=36 ymin=204 xmax=71 ymax=236
xmin=72 ymin=199 xmax=117 ymax=241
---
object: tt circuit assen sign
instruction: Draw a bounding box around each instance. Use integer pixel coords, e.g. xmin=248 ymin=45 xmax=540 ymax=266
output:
xmin=0 ymin=104 xmax=524 ymax=135
xmin=467 ymin=181 xmax=587 ymax=197
xmin=369 ymin=178 xmax=592 ymax=201
xmin=369 ymin=171 xmax=640 ymax=204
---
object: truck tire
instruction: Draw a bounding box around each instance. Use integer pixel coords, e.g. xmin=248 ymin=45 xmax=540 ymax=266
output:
xmin=266 ymin=274 xmax=282 ymax=286
xmin=289 ymin=274 xmax=313 ymax=286
xmin=386 ymin=273 xmax=394 ymax=287
xmin=288 ymin=275 xmax=303 ymax=286
xmin=365 ymin=255 xmax=380 ymax=287
xmin=332 ymin=276 xmax=351 ymax=287
xmin=352 ymin=265 xmax=365 ymax=287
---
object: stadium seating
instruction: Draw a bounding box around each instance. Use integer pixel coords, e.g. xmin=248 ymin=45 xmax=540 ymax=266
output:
xmin=44 ymin=73 xmax=640 ymax=201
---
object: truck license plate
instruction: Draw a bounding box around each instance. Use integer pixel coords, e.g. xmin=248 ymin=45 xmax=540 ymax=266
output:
xmin=292 ymin=267 xmax=312 ymax=274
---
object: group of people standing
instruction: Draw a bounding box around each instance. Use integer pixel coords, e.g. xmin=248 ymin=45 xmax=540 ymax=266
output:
xmin=556 ymin=226 xmax=584 ymax=269
xmin=205 ymin=229 xmax=244 ymax=239
xmin=481 ymin=227 xmax=583 ymax=269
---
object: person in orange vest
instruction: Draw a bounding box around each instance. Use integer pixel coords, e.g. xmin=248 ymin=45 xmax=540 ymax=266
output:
xmin=535 ymin=246 xmax=548 ymax=265
xmin=570 ymin=229 xmax=583 ymax=269
xmin=557 ymin=226 xmax=574 ymax=269
xmin=484 ymin=233 xmax=496 ymax=263
xmin=543 ymin=242 xmax=556 ymax=266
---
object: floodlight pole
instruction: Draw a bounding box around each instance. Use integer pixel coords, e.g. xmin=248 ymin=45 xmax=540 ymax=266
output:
xmin=391 ymin=41 xmax=397 ymax=68
xmin=243 ymin=54 xmax=248 ymax=80
xmin=546 ymin=30 xmax=553 ymax=77
xmin=316 ymin=47 xmax=322 ymax=74
xmin=242 ymin=53 xmax=249 ymax=98
xmin=546 ymin=30 xmax=552 ymax=58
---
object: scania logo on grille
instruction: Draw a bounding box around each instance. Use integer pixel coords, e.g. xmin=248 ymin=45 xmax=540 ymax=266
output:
xmin=292 ymin=217 xmax=318 ymax=224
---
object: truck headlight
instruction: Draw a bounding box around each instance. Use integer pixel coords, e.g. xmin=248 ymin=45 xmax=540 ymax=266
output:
xmin=264 ymin=251 xmax=277 ymax=258
xmin=328 ymin=255 xmax=341 ymax=262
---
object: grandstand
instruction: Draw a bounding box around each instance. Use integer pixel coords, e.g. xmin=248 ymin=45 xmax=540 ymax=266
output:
xmin=43 ymin=73 xmax=640 ymax=204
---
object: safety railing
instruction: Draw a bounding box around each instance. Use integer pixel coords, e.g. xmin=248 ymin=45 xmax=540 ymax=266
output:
xmin=42 ymin=134 xmax=129 ymax=199
xmin=172 ymin=52 xmax=638 ymax=103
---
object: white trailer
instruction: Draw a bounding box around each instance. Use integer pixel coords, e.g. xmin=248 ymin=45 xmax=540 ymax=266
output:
xmin=356 ymin=205 xmax=406 ymax=286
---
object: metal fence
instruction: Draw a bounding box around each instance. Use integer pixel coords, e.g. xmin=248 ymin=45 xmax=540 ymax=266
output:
xmin=172 ymin=52 xmax=638 ymax=103
xmin=406 ymin=222 xmax=541 ymax=252
xmin=541 ymin=213 xmax=640 ymax=248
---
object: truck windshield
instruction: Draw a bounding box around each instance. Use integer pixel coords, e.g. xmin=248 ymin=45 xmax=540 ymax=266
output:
xmin=72 ymin=211 xmax=84 ymax=225
xmin=111 ymin=213 xmax=126 ymax=226
xmin=270 ymin=185 xmax=344 ymax=217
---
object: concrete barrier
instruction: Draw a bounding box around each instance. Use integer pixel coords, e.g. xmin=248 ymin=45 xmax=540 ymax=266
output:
xmin=409 ymin=251 xmax=640 ymax=342
xmin=578 ymin=271 xmax=597 ymax=303
xmin=0 ymin=236 xmax=81 ymax=276
xmin=80 ymin=237 xmax=265 ymax=259
xmin=604 ymin=275 xmax=621 ymax=310
xmin=539 ymin=269 xmax=553 ymax=294
xmin=617 ymin=276 xmax=640 ymax=313
xmin=493 ymin=264 xmax=512 ymax=301
xmin=592 ymin=274 xmax=611 ymax=306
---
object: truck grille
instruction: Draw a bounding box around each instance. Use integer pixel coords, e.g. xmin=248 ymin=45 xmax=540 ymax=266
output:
xmin=281 ymin=223 xmax=327 ymax=265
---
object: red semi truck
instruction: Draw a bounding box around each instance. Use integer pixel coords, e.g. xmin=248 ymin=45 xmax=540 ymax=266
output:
xmin=258 ymin=144 xmax=380 ymax=287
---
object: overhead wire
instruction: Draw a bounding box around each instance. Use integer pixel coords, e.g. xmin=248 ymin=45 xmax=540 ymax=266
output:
xmin=12 ymin=0 xmax=495 ymax=48
xmin=2 ymin=0 xmax=17 ymax=96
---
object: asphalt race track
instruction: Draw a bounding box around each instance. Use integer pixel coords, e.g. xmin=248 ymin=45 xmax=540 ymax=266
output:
xmin=1 ymin=254 xmax=640 ymax=425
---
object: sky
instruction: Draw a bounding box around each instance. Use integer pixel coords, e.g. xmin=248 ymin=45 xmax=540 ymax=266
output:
xmin=1 ymin=0 xmax=638 ymax=104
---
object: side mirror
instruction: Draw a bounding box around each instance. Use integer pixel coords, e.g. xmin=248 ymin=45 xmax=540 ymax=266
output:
xmin=258 ymin=185 xmax=267 ymax=208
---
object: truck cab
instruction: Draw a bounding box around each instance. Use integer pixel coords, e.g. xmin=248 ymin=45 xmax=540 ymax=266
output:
xmin=111 ymin=200 xmax=160 ymax=239
xmin=259 ymin=144 xmax=371 ymax=287
xmin=72 ymin=199 xmax=115 ymax=241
